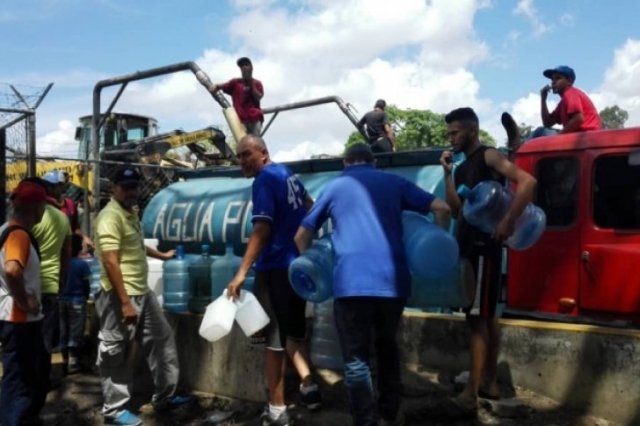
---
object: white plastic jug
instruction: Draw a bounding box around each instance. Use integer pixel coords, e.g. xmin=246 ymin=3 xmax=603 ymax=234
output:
xmin=234 ymin=290 xmax=270 ymax=337
xmin=199 ymin=290 xmax=237 ymax=342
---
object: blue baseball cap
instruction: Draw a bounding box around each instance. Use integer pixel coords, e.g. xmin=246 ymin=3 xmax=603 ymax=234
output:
xmin=543 ymin=66 xmax=576 ymax=82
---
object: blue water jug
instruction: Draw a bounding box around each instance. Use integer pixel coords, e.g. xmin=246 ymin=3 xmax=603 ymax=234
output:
xmin=83 ymin=255 xmax=101 ymax=298
xmin=407 ymin=258 xmax=475 ymax=309
xmin=162 ymin=245 xmax=190 ymax=313
xmin=188 ymin=244 xmax=214 ymax=314
xmin=289 ymin=235 xmax=334 ymax=303
xmin=458 ymin=181 xmax=546 ymax=250
xmin=310 ymin=298 xmax=344 ymax=370
xmin=402 ymin=211 xmax=459 ymax=279
xmin=211 ymin=244 xmax=241 ymax=299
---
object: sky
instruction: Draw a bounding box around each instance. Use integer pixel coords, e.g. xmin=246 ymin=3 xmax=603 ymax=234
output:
xmin=1 ymin=0 xmax=639 ymax=161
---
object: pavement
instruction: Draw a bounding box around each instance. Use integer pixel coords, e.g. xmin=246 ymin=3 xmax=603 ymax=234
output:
xmin=24 ymin=353 xmax=619 ymax=426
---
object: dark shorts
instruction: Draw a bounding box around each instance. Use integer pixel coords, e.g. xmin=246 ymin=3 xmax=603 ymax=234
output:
xmin=463 ymin=244 xmax=503 ymax=318
xmin=254 ymin=269 xmax=307 ymax=351
xmin=369 ymin=136 xmax=393 ymax=153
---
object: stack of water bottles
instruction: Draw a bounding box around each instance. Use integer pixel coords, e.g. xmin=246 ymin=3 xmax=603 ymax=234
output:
xmin=458 ymin=180 xmax=546 ymax=250
xmin=83 ymin=255 xmax=102 ymax=298
xmin=210 ymin=243 xmax=241 ymax=299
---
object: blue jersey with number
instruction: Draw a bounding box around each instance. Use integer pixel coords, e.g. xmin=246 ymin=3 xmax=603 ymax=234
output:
xmin=252 ymin=163 xmax=308 ymax=271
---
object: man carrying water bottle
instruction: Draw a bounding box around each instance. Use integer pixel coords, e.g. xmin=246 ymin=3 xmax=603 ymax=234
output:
xmin=294 ymin=143 xmax=451 ymax=426
xmin=225 ymin=134 xmax=321 ymax=426
xmin=437 ymin=107 xmax=536 ymax=420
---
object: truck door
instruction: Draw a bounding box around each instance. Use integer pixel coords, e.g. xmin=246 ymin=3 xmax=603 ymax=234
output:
xmin=579 ymin=151 xmax=640 ymax=317
xmin=508 ymin=155 xmax=582 ymax=314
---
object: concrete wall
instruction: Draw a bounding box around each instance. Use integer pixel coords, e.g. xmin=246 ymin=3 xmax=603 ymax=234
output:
xmin=168 ymin=311 xmax=640 ymax=425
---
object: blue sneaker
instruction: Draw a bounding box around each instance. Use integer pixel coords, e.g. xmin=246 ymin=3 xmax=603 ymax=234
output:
xmin=105 ymin=410 xmax=142 ymax=426
xmin=153 ymin=394 xmax=194 ymax=411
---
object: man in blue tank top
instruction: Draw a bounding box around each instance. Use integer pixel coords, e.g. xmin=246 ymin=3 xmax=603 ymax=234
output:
xmin=294 ymin=143 xmax=451 ymax=426
xmin=438 ymin=107 xmax=536 ymax=420
xmin=225 ymin=134 xmax=320 ymax=426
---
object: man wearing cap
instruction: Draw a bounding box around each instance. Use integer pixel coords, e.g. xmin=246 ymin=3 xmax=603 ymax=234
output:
xmin=357 ymin=99 xmax=396 ymax=153
xmin=94 ymin=168 xmax=190 ymax=426
xmin=294 ymin=143 xmax=451 ymax=426
xmin=539 ymin=65 xmax=601 ymax=135
xmin=0 ymin=180 xmax=49 ymax=426
xmin=32 ymin=174 xmax=72 ymax=389
xmin=212 ymin=57 xmax=264 ymax=135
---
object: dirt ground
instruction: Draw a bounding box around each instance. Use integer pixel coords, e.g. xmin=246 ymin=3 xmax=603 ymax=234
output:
xmin=27 ymin=354 xmax=618 ymax=426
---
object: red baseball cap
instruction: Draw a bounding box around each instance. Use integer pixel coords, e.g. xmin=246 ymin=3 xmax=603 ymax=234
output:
xmin=10 ymin=180 xmax=48 ymax=205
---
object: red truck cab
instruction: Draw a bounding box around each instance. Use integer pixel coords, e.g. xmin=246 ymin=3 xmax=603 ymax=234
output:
xmin=507 ymin=128 xmax=640 ymax=324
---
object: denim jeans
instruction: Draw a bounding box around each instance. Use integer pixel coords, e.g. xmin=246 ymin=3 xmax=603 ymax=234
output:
xmin=334 ymin=297 xmax=406 ymax=426
xmin=0 ymin=320 xmax=49 ymax=426
xmin=59 ymin=298 xmax=87 ymax=350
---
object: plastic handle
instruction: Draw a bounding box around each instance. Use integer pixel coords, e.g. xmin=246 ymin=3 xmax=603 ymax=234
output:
xmin=457 ymin=184 xmax=471 ymax=199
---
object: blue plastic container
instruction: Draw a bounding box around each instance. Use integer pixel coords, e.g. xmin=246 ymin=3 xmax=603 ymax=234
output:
xmin=210 ymin=244 xmax=241 ymax=299
xmin=310 ymin=298 xmax=344 ymax=370
xmin=162 ymin=245 xmax=190 ymax=313
xmin=407 ymin=258 xmax=475 ymax=309
xmin=459 ymin=181 xmax=546 ymax=250
xmin=84 ymin=255 xmax=101 ymax=298
xmin=402 ymin=211 xmax=459 ymax=279
xmin=289 ymin=235 xmax=334 ymax=303
xmin=188 ymin=244 xmax=214 ymax=314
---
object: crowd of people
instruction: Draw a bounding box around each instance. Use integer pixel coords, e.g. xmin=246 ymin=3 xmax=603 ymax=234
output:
xmin=0 ymin=59 xmax=602 ymax=426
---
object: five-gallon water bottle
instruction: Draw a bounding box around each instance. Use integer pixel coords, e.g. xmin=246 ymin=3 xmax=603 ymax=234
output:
xmin=402 ymin=211 xmax=459 ymax=279
xmin=84 ymin=255 xmax=102 ymax=298
xmin=188 ymin=244 xmax=214 ymax=314
xmin=162 ymin=245 xmax=190 ymax=313
xmin=407 ymin=258 xmax=475 ymax=309
xmin=210 ymin=243 xmax=241 ymax=299
xmin=289 ymin=234 xmax=334 ymax=303
xmin=458 ymin=181 xmax=546 ymax=250
xmin=310 ymin=298 xmax=344 ymax=370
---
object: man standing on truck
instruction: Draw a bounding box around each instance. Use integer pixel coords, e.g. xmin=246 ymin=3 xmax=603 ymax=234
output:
xmin=538 ymin=65 xmax=601 ymax=136
xmin=438 ymin=107 xmax=536 ymax=420
xmin=94 ymin=168 xmax=190 ymax=426
xmin=225 ymin=134 xmax=321 ymax=426
xmin=211 ymin=57 xmax=264 ymax=135
xmin=294 ymin=143 xmax=451 ymax=426
xmin=357 ymin=99 xmax=396 ymax=153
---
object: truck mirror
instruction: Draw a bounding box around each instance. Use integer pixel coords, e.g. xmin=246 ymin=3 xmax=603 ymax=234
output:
xmin=629 ymin=150 xmax=640 ymax=166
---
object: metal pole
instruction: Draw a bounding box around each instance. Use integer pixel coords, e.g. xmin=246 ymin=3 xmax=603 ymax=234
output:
xmin=0 ymin=128 xmax=6 ymax=223
xmin=26 ymin=112 xmax=36 ymax=177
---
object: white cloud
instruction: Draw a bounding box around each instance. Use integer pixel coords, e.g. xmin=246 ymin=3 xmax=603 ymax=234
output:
xmin=36 ymin=120 xmax=78 ymax=158
xmin=513 ymin=0 xmax=551 ymax=38
xmin=597 ymin=39 xmax=640 ymax=126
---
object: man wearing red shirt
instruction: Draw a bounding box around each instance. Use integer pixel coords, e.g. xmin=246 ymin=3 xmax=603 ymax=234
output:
xmin=540 ymin=65 xmax=601 ymax=134
xmin=212 ymin=57 xmax=264 ymax=135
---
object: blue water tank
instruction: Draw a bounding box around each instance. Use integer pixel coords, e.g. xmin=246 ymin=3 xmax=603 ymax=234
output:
xmin=188 ymin=244 xmax=213 ymax=314
xmin=210 ymin=243 xmax=241 ymax=299
xmin=163 ymin=245 xmax=190 ymax=313
xmin=459 ymin=181 xmax=546 ymax=250
xmin=141 ymin=160 xmax=449 ymax=254
xmin=310 ymin=298 xmax=343 ymax=371
xmin=289 ymin=235 xmax=334 ymax=303
xmin=402 ymin=211 xmax=458 ymax=279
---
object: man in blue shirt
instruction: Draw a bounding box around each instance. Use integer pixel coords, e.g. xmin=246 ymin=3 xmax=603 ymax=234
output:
xmin=226 ymin=134 xmax=320 ymax=426
xmin=294 ymin=143 xmax=451 ymax=426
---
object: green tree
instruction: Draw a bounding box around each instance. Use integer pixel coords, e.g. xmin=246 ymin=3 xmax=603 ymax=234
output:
xmin=346 ymin=105 xmax=495 ymax=150
xmin=599 ymin=105 xmax=629 ymax=129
